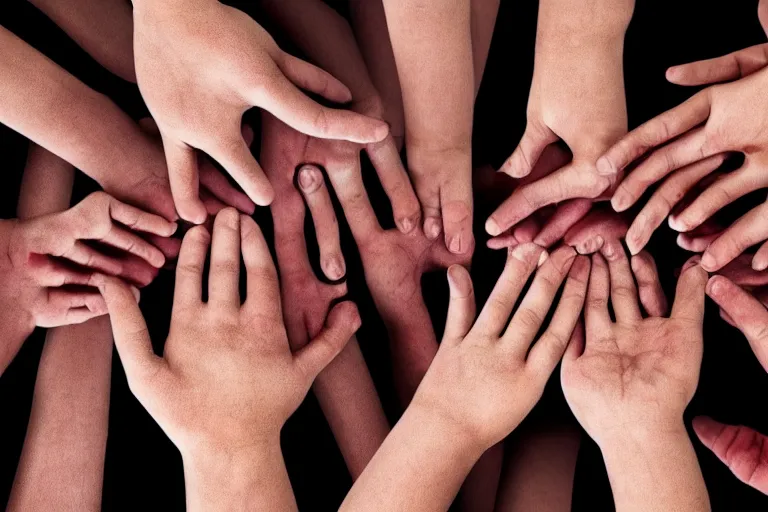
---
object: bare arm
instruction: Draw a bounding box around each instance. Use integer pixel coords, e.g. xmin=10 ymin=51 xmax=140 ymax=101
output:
xmin=471 ymin=0 xmax=500 ymax=96
xmin=26 ymin=0 xmax=135 ymax=82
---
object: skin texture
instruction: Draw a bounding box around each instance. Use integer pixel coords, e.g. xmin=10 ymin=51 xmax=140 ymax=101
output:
xmin=0 ymin=25 xmax=253 ymax=223
xmin=27 ymin=0 xmax=136 ymax=82
xmin=262 ymin=116 xmax=389 ymax=479
xmin=340 ymin=244 xmax=589 ymax=512
xmin=561 ymin=244 xmax=710 ymax=511
xmin=694 ymin=275 xmax=768 ymax=494
xmin=599 ymin=43 xmax=768 ymax=272
xmin=382 ymin=0 xmax=476 ymax=256
xmin=8 ymin=145 xmax=112 ymax=512
xmin=96 ymin=209 xmax=361 ymax=511
xmin=485 ymin=0 xmax=634 ymax=243
xmin=132 ymin=0 xmax=389 ymax=223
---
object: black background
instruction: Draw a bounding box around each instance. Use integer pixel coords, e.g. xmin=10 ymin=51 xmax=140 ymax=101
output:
xmin=0 ymin=0 xmax=767 ymax=510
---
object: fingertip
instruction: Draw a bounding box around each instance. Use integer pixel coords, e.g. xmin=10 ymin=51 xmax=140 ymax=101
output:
xmin=329 ymin=300 xmax=361 ymax=331
xmin=692 ymin=416 xmax=722 ymax=443
xmin=324 ymin=255 xmax=346 ymax=281
xmin=665 ymin=66 xmax=681 ymax=83
xmin=485 ymin=217 xmax=502 ymax=237
xmin=706 ymin=274 xmax=726 ymax=297
xmin=447 ymin=264 xmax=473 ymax=298
xmin=596 ymin=156 xmax=617 ymax=177
xmin=424 ymin=216 xmax=442 ymax=240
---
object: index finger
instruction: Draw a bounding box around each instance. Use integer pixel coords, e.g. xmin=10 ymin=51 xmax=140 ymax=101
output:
xmin=240 ymin=215 xmax=282 ymax=319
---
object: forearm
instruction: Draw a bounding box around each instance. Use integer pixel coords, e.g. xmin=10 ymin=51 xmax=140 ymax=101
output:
xmin=182 ymin=440 xmax=298 ymax=512
xmin=470 ymin=0 xmax=500 ymax=97
xmin=312 ymin=335 xmax=390 ymax=480
xmin=458 ymin=444 xmax=503 ymax=512
xmin=17 ymin=144 xmax=74 ymax=219
xmin=601 ymin=425 xmax=710 ymax=512
xmin=0 ymin=27 xmax=160 ymax=187
xmin=537 ymin=0 xmax=634 ymax=39
xmin=347 ymin=0 xmax=404 ymax=140
xmin=26 ymin=0 xmax=135 ymax=82
xmin=382 ymin=0 xmax=473 ymax=152
xmin=340 ymin=403 xmax=484 ymax=512
xmin=7 ymin=318 xmax=112 ymax=512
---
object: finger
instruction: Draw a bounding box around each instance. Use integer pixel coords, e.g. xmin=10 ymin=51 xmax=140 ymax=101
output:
xmin=504 ymin=246 xmax=577 ymax=346
xmin=208 ymin=136 xmax=274 ymax=206
xmin=631 ymin=251 xmax=669 ymax=316
xmin=611 ymin=128 xmax=709 ymax=212
xmin=62 ymin=241 xmax=124 ymax=276
xmin=276 ymin=52 xmax=352 ymax=104
xmin=47 ymin=288 xmax=108 ymax=318
xmin=326 ymin=154 xmax=382 ymax=246
xmin=100 ymin=225 xmax=167 ymax=269
xmin=115 ymin=253 xmax=160 ymax=289
xmin=596 ymin=90 xmax=712 ymax=176
xmin=144 ymin=233 xmax=182 ymax=263
xmin=527 ymin=254 xmax=590 ymax=373
xmin=366 ymin=135 xmax=421 ymax=233
xmin=670 ymin=263 xmax=708 ymax=323
xmin=586 ymin=253 xmax=612 ymax=336
xmin=511 ymin=216 xmax=542 ymax=244
xmin=706 ymin=275 xmax=768 ymax=370
xmin=295 ymin=301 xmax=361 ymax=378
xmin=500 ymin=122 xmax=558 ymax=178
xmin=719 ymin=254 xmax=768 ymax=287
xmin=173 ymin=225 xmax=211 ymax=310
xmin=671 ymin=165 xmax=762 ymax=233
xmin=444 ymin=265 xmax=476 ymax=342
xmin=486 ymin=232 xmax=519 ymax=250
xmin=442 ymin=179 xmax=474 ymax=255
xmin=692 ymin=417 xmax=768 ymax=494
xmin=626 ymin=154 xmax=726 ymax=255
xmin=534 ymin=199 xmax=593 ymax=248
xmin=199 ymin=161 xmax=257 ymax=214
xmin=676 ymin=220 xmax=723 ymax=253
xmin=200 ymin=188 xmax=227 ymax=216
xmin=109 ymin=199 xmax=177 ymax=238
xmin=601 ymin=240 xmax=642 ymax=323
xmin=30 ymin=257 xmax=100 ymax=288
xmin=701 ymin=202 xmax=768 ymax=272
xmin=93 ymin=274 xmax=165 ymax=395
xmin=162 ymin=135 xmax=207 ymax=225
xmin=562 ymin=320 xmax=585 ymax=362
xmin=666 ymin=44 xmax=768 ymax=85
xmin=240 ymin=215 xmax=281 ymax=318
xmin=474 ymin=243 xmax=544 ymax=337
xmin=413 ymin=180 xmax=442 ymax=241
xmin=258 ymin=74 xmax=388 ymax=144
xmin=208 ymin=209 xmax=242 ymax=307
xmin=564 ymin=209 xmax=629 ymax=255
xmin=297 ymin=165 xmax=345 ymax=280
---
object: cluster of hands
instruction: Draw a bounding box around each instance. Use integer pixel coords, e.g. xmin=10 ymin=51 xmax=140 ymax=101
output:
xmin=3 ymin=0 xmax=768 ymax=510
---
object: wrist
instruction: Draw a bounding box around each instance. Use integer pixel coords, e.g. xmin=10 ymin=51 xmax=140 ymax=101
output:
xmin=538 ymin=0 xmax=634 ymax=45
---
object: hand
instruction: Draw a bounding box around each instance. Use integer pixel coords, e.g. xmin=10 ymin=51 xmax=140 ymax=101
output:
xmin=411 ymin=244 xmax=589 ymax=450
xmin=133 ymin=0 xmax=389 ymax=223
xmin=484 ymin=5 xmax=628 ymax=239
xmin=600 ymin=65 xmax=768 ymax=271
xmin=691 ymin=274 xmax=768 ymax=494
xmin=96 ymin=208 xmax=361 ymax=453
xmin=561 ymin=243 xmax=707 ymax=446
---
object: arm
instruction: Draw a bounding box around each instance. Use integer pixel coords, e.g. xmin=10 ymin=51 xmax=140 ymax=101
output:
xmin=470 ymin=0 xmax=500 ymax=96
xmin=26 ymin=0 xmax=135 ymax=82
xmin=8 ymin=145 xmax=112 ymax=512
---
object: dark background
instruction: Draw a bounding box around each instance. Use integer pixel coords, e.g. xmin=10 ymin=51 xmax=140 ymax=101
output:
xmin=0 ymin=0 xmax=767 ymax=510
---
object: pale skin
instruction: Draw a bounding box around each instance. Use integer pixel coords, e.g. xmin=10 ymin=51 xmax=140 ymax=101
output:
xmin=695 ymin=274 xmax=768 ymax=494
xmin=382 ymin=0 xmax=476 ymax=256
xmin=598 ymin=6 xmax=768 ymax=271
xmin=96 ymin=208 xmax=361 ymax=512
xmin=340 ymin=243 xmax=590 ymax=511
xmin=261 ymin=115 xmax=390 ymax=480
xmin=8 ymin=145 xmax=112 ymax=512
xmin=0 ymin=25 xmax=254 ymax=222
xmin=485 ymin=0 xmax=634 ymax=243
xmin=131 ymin=0 xmax=389 ymax=224
xmin=561 ymin=242 xmax=711 ymax=511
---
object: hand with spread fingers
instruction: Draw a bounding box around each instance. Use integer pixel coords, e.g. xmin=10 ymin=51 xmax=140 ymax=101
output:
xmin=599 ymin=56 xmax=768 ymax=272
xmin=561 ymin=242 xmax=710 ymax=511
xmin=132 ymin=0 xmax=389 ymax=224
xmin=96 ymin=209 xmax=361 ymax=512
xmin=340 ymin=244 xmax=589 ymax=512
xmin=692 ymin=274 xmax=768 ymax=495
xmin=484 ymin=0 xmax=633 ymax=241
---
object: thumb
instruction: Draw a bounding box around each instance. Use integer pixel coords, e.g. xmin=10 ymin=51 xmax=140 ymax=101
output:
xmin=295 ymin=301 xmax=361 ymax=379
xmin=443 ymin=265 xmax=476 ymax=341
xmin=500 ymin=122 xmax=557 ymax=178
xmin=93 ymin=274 xmax=165 ymax=396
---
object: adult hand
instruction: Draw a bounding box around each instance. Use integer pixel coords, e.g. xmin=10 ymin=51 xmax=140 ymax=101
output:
xmin=133 ymin=0 xmax=388 ymax=223
xmin=693 ymin=274 xmax=768 ymax=494
xmin=485 ymin=2 xmax=629 ymax=239
xmin=600 ymin=65 xmax=768 ymax=271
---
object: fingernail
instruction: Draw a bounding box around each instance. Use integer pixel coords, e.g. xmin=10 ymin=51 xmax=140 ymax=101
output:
xmin=511 ymin=243 xmax=540 ymax=263
xmin=611 ymin=192 xmax=630 ymax=212
xmin=602 ymin=239 xmax=616 ymax=259
xmin=706 ymin=276 xmax=722 ymax=296
xmin=485 ymin=217 xmax=502 ymax=237
xmin=425 ymin=217 xmax=441 ymax=240
xmin=682 ymin=255 xmax=701 ymax=273
xmin=700 ymin=252 xmax=716 ymax=271
xmin=753 ymin=256 xmax=768 ymax=272
xmin=449 ymin=234 xmax=463 ymax=254
xmin=400 ymin=216 xmax=414 ymax=233
xmin=668 ymin=215 xmax=687 ymax=232
xmin=538 ymin=251 xmax=549 ymax=267
xmin=373 ymin=122 xmax=389 ymax=141
xmin=665 ymin=67 xmax=679 ymax=81
xmin=327 ymin=256 xmax=346 ymax=280
xmin=447 ymin=265 xmax=472 ymax=297
xmin=596 ymin=157 xmax=616 ymax=176
xmin=130 ymin=286 xmax=141 ymax=303
xmin=298 ymin=166 xmax=319 ymax=192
